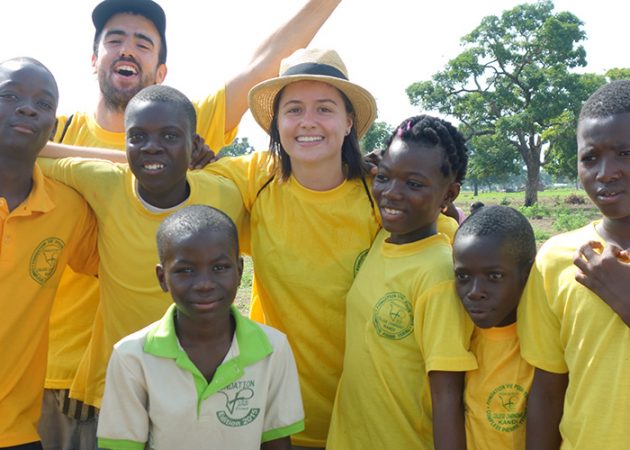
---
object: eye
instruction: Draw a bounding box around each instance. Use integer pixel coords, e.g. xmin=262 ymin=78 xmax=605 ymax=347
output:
xmin=579 ymin=153 xmax=596 ymax=163
xmin=37 ymin=99 xmax=54 ymax=111
xmin=128 ymin=132 xmax=145 ymax=144
xmin=488 ymin=272 xmax=504 ymax=281
xmin=374 ymin=173 xmax=389 ymax=183
xmin=318 ymin=105 xmax=333 ymax=113
xmin=0 ymin=92 xmax=17 ymax=101
xmin=163 ymin=132 xmax=179 ymax=141
xmin=406 ymin=180 xmax=423 ymax=189
xmin=455 ymin=272 xmax=470 ymax=282
xmin=174 ymin=266 xmax=193 ymax=274
xmin=137 ymin=43 xmax=150 ymax=50
xmin=213 ymin=264 xmax=229 ymax=272
xmin=620 ymin=150 xmax=630 ymax=158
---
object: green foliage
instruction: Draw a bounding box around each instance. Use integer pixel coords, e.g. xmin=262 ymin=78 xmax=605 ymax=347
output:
xmin=500 ymin=197 xmax=512 ymax=206
xmin=552 ymin=210 xmax=589 ymax=232
xmin=360 ymin=121 xmax=394 ymax=153
xmin=407 ymin=1 xmax=590 ymax=206
xmin=606 ymin=68 xmax=630 ymax=81
xmin=520 ymin=203 xmax=551 ymax=219
xmin=534 ymin=229 xmax=552 ymax=242
xmin=220 ymin=137 xmax=255 ymax=157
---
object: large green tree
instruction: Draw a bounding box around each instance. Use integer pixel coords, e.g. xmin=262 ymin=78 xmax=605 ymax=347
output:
xmin=360 ymin=120 xmax=394 ymax=153
xmin=407 ymin=1 xmax=588 ymax=205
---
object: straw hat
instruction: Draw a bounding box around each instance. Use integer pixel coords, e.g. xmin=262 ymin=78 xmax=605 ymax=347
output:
xmin=248 ymin=48 xmax=377 ymax=138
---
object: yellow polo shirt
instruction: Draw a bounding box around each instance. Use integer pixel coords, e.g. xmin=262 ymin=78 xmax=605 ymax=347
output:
xmin=0 ymin=165 xmax=98 ymax=446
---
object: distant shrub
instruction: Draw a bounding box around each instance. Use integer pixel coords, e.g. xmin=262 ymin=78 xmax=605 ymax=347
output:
xmin=500 ymin=197 xmax=511 ymax=206
xmin=520 ymin=203 xmax=551 ymax=220
xmin=564 ymin=193 xmax=587 ymax=205
xmin=553 ymin=211 xmax=589 ymax=232
xmin=534 ymin=229 xmax=552 ymax=242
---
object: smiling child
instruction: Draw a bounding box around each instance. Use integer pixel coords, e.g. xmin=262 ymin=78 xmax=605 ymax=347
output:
xmin=452 ymin=205 xmax=536 ymax=449
xmin=327 ymin=115 xmax=476 ymax=450
xmin=97 ymin=205 xmax=303 ymax=449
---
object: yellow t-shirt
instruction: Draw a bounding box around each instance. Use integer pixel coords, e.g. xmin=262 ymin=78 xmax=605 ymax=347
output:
xmin=208 ymin=152 xmax=381 ymax=447
xmin=46 ymin=88 xmax=237 ymax=389
xmin=0 ymin=165 xmax=98 ymax=446
xmin=464 ymin=323 xmax=533 ymax=450
xmin=39 ymin=157 xmax=245 ymax=408
xmin=518 ymin=221 xmax=630 ymax=449
xmin=327 ymin=229 xmax=477 ymax=450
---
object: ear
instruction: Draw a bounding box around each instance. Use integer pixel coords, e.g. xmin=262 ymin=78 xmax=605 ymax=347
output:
xmin=156 ymin=264 xmax=169 ymax=293
xmin=345 ymin=114 xmax=354 ymax=136
xmin=91 ymin=54 xmax=98 ymax=75
xmin=189 ymin=133 xmax=203 ymax=159
xmin=237 ymin=256 xmax=244 ymax=282
xmin=441 ymin=182 xmax=461 ymax=211
xmin=155 ymin=63 xmax=167 ymax=84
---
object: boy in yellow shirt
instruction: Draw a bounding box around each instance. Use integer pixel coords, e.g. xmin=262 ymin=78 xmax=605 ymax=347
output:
xmin=0 ymin=57 xmax=98 ymax=448
xmin=452 ymin=205 xmax=536 ymax=449
xmin=38 ymin=85 xmax=245 ymax=419
xmin=519 ymin=80 xmax=630 ymax=449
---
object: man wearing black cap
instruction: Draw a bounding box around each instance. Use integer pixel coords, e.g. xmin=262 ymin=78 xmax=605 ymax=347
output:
xmin=37 ymin=1 xmax=341 ymax=449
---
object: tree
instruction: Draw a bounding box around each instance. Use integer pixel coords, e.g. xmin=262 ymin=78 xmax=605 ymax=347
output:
xmin=407 ymin=1 xmax=588 ymax=205
xmin=220 ymin=137 xmax=255 ymax=157
xmin=360 ymin=120 xmax=394 ymax=153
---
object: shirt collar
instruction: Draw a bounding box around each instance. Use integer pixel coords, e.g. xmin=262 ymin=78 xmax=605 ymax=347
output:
xmin=144 ymin=304 xmax=273 ymax=367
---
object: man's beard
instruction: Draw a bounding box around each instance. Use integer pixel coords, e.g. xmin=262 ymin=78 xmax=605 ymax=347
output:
xmin=98 ymin=61 xmax=156 ymax=113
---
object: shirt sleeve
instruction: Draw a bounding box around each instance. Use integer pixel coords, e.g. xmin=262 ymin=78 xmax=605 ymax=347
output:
xmin=417 ymin=281 xmax=477 ymax=373
xmin=97 ymin=345 xmax=149 ymax=450
xmin=261 ymin=336 xmax=305 ymax=443
xmin=194 ymin=86 xmax=238 ymax=152
xmin=67 ymin=198 xmax=99 ymax=277
xmin=517 ymin=258 xmax=568 ymax=374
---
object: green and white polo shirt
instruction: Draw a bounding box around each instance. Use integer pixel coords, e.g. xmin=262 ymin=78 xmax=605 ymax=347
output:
xmin=97 ymin=304 xmax=304 ymax=449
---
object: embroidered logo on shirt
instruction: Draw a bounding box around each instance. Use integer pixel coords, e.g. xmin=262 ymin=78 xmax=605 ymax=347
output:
xmin=353 ymin=248 xmax=369 ymax=277
xmin=30 ymin=237 xmax=64 ymax=285
xmin=217 ymin=380 xmax=260 ymax=427
xmin=486 ymin=383 xmax=528 ymax=432
xmin=372 ymin=292 xmax=413 ymax=339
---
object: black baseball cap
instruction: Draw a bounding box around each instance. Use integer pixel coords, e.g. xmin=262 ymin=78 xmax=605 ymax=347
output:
xmin=92 ymin=0 xmax=167 ymax=61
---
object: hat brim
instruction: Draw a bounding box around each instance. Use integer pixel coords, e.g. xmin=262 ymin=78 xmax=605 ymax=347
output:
xmin=248 ymin=74 xmax=377 ymax=139
xmin=92 ymin=0 xmax=166 ymax=37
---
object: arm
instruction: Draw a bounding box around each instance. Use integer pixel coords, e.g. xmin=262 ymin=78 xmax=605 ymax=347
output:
xmin=40 ymin=141 xmax=127 ymax=163
xmin=574 ymin=241 xmax=630 ymax=327
xmin=429 ymin=370 xmax=466 ymax=450
xmin=224 ymin=0 xmax=341 ymax=131
xmin=525 ymin=368 xmax=568 ymax=450
xmin=260 ymin=437 xmax=291 ymax=450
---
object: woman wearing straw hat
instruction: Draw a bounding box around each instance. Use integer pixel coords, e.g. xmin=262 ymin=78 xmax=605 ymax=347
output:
xmin=207 ymin=48 xmax=380 ymax=449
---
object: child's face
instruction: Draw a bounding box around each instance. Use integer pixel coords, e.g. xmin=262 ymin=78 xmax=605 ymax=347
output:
xmin=373 ymin=138 xmax=459 ymax=244
xmin=126 ymin=100 xmax=198 ymax=201
xmin=156 ymin=229 xmax=243 ymax=324
xmin=453 ymin=235 xmax=527 ymax=328
xmin=578 ymin=112 xmax=630 ymax=222
xmin=0 ymin=61 xmax=58 ymax=159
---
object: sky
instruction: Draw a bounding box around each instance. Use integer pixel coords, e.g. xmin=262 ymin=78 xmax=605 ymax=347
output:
xmin=1 ymin=0 xmax=628 ymax=150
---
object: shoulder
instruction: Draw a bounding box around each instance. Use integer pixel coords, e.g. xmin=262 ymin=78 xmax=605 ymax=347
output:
xmin=113 ymin=323 xmax=154 ymax=356
xmin=537 ymin=222 xmax=597 ymax=270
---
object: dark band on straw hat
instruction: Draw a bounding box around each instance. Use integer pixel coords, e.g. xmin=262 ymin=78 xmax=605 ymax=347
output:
xmin=283 ymin=63 xmax=348 ymax=80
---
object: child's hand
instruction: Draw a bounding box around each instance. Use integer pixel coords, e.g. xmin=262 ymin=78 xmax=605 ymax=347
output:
xmin=574 ymin=241 xmax=630 ymax=326
xmin=190 ymin=138 xmax=218 ymax=170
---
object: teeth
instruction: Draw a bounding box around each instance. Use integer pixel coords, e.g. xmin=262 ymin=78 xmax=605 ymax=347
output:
xmin=297 ymin=136 xmax=323 ymax=142
xmin=383 ymin=207 xmax=402 ymax=215
xmin=117 ymin=65 xmax=137 ymax=74
xmin=144 ymin=163 xmax=164 ymax=171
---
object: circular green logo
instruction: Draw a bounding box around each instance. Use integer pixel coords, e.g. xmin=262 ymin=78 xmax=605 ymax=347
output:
xmin=30 ymin=237 xmax=64 ymax=285
xmin=372 ymin=292 xmax=413 ymax=339
xmin=486 ymin=383 xmax=528 ymax=432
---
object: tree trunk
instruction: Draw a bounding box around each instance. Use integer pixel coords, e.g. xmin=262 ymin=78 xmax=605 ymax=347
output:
xmin=473 ymin=179 xmax=479 ymax=196
xmin=524 ymin=160 xmax=540 ymax=206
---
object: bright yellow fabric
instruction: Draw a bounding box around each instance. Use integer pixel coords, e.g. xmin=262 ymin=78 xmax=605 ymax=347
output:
xmin=208 ymin=152 xmax=381 ymax=447
xmin=518 ymin=221 xmax=630 ymax=450
xmin=0 ymin=165 xmax=98 ymax=446
xmin=46 ymin=88 xmax=236 ymax=389
xmin=39 ymin=157 xmax=245 ymax=408
xmin=327 ymin=229 xmax=477 ymax=450
xmin=464 ymin=323 xmax=533 ymax=450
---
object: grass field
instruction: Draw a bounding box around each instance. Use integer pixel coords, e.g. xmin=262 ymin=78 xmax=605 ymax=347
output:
xmin=235 ymin=187 xmax=602 ymax=312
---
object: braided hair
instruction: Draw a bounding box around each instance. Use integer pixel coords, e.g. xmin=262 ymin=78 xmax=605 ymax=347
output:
xmin=384 ymin=115 xmax=468 ymax=183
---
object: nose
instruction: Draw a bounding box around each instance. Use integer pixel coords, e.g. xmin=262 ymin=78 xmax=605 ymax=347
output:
xmin=16 ymin=101 xmax=37 ymax=117
xmin=382 ymin=179 xmax=403 ymax=200
xmin=193 ymin=271 xmax=216 ymax=291
xmin=299 ymin=107 xmax=317 ymax=128
xmin=596 ymin=155 xmax=620 ymax=183
xmin=467 ymin=278 xmax=486 ymax=302
xmin=140 ymin=134 xmax=163 ymax=154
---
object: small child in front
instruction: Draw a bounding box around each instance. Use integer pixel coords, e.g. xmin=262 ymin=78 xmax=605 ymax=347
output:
xmin=452 ymin=205 xmax=536 ymax=449
xmin=97 ymin=205 xmax=303 ymax=450
xmin=327 ymin=115 xmax=477 ymax=450
xmin=518 ymin=80 xmax=630 ymax=449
